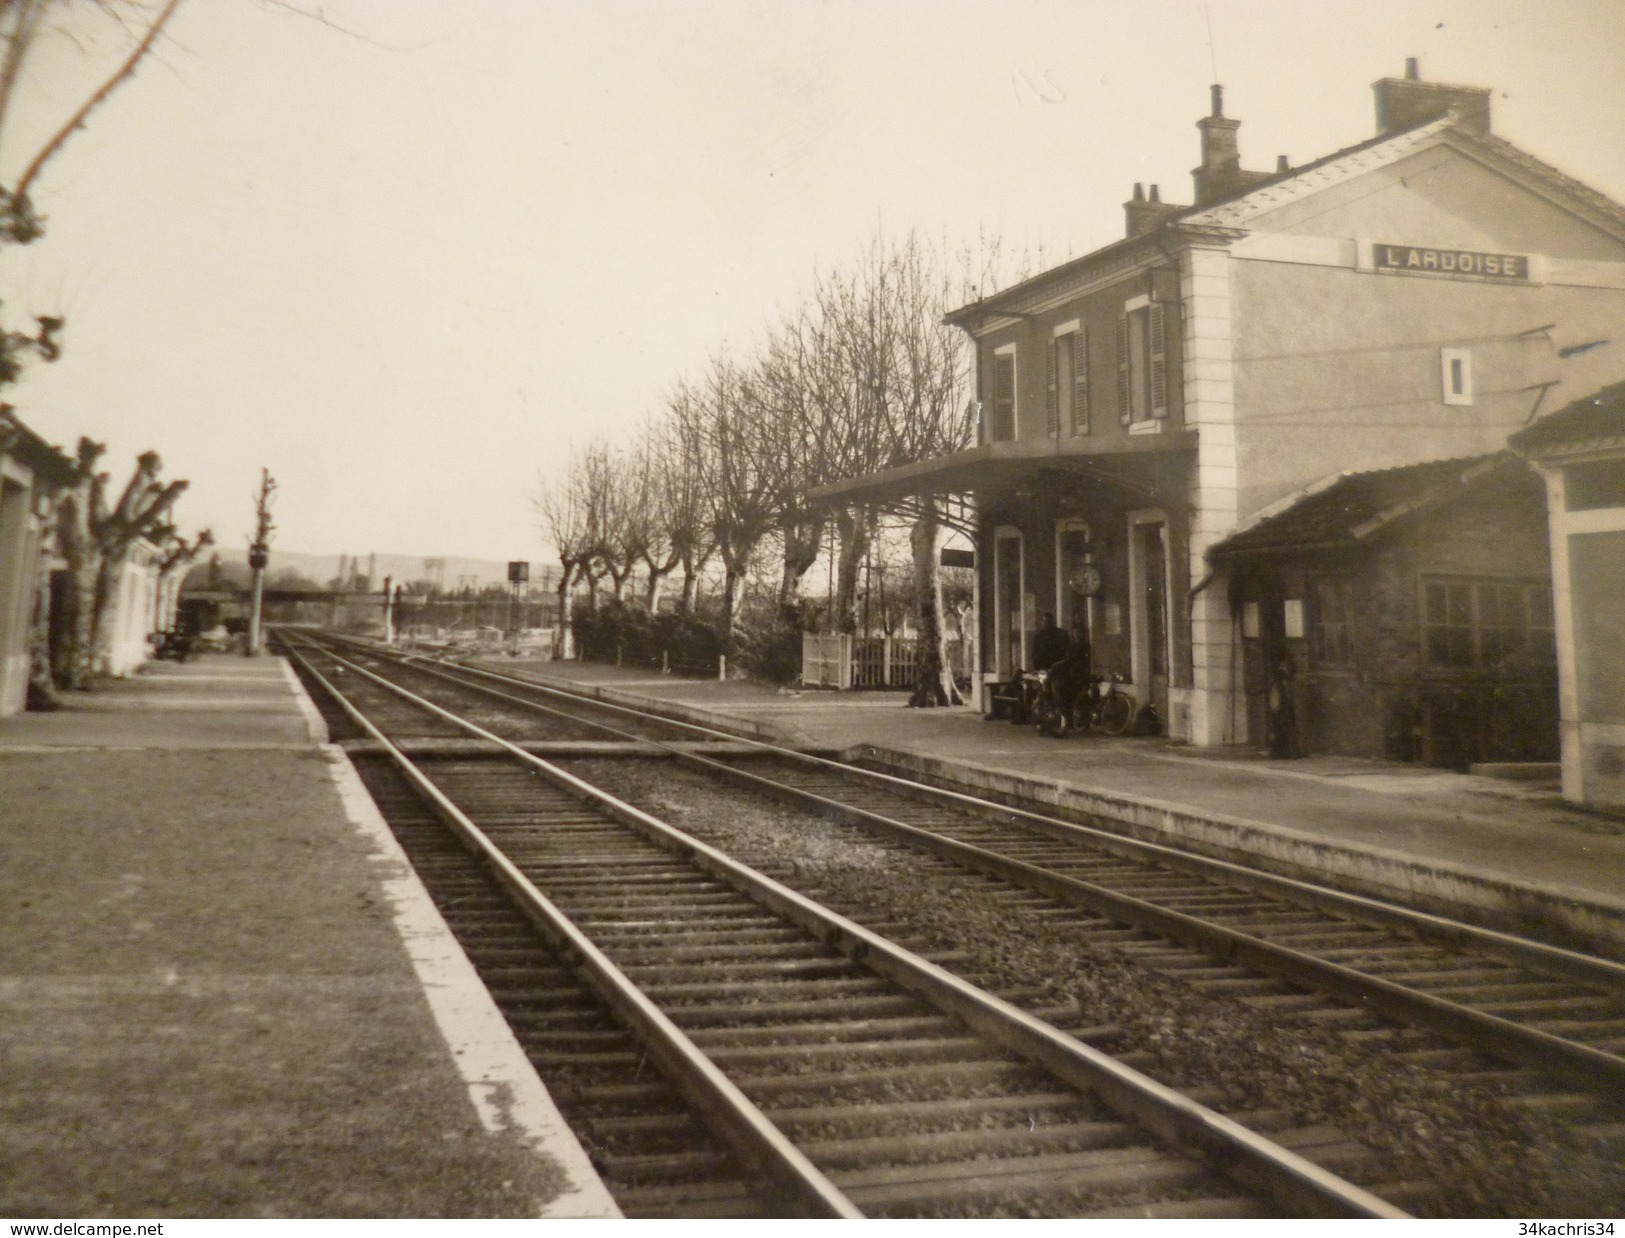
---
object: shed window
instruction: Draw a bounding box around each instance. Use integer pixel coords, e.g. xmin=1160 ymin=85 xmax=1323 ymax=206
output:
xmin=1423 ymin=576 xmax=1554 ymax=670
xmin=1309 ymin=578 xmax=1354 ymax=666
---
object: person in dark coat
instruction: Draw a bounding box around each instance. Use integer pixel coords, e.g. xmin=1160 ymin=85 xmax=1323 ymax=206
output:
xmin=1047 ymin=619 xmax=1093 ymax=722
xmin=1031 ymin=613 xmax=1070 ymax=671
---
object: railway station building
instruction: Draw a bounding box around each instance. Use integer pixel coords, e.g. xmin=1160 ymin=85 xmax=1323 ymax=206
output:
xmin=818 ymin=62 xmax=1625 ymax=762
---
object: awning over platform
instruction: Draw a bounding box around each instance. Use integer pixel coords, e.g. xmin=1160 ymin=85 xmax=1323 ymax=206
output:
xmin=808 ymin=432 xmax=1196 ymax=508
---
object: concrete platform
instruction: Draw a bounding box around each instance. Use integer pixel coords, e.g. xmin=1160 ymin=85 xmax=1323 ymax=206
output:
xmin=484 ymin=656 xmax=1625 ymax=960
xmin=0 ymin=655 xmax=617 ymax=1219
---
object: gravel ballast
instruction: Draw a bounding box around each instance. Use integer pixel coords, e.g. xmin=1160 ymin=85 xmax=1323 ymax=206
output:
xmin=561 ymin=756 xmax=1623 ymax=1217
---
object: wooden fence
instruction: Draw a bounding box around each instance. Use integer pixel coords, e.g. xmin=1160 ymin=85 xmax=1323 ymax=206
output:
xmin=802 ymin=633 xmax=971 ymax=691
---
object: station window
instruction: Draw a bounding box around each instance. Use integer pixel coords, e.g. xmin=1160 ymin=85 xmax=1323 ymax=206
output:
xmin=1423 ymin=576 xmax=1554 ymax=669
xmin=1118 ymin=299 xmax=1168 ymax=429
xmin=1441 ymin=347 xmax=1473 ymax=406
xmin=991 ymin=347 xmax=1017 ymax=441
xmin=1048 ymin=325 xmax=1090 ymax=437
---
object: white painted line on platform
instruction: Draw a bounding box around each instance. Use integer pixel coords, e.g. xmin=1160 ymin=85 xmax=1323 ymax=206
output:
xmin=321 ymin=745 xmax=620 ymax=1219
xmin=73 ymin=696 xmax=301 ymax=710
xmin=280 ymin=656 xmax=330 ymax=744
xmin=138 ymin=672 xmax=288 ymax=683
xmin=0 ymin=743 xmax=317 ymax=753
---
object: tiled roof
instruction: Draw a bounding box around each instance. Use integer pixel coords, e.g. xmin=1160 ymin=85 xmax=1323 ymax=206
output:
xmin=1208 ymin=452 xmax=1520 ymax=559
xmin=1509 ymin=380 xmax=1625 ymax=455
xmin=1180 ymin=117 xmax=1455 ymax=230
xmin=950 ymin=109 xmax=1625 ymax=325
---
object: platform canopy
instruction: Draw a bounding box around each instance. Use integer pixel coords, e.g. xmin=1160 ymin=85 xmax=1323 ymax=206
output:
xmin=808 ymin=432 xmax=1196 ymax=511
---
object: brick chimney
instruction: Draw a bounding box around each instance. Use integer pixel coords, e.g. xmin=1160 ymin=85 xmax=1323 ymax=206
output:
xmin=1124 ymin=182 xmax=1183 ymax=238
xmin=1373 ymin=57 xmax=1491 ymax=135
xmin=1192 ymin=84 xmax=1271 ymax=207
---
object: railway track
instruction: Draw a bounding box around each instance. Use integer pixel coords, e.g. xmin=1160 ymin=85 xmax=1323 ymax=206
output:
xmin=282 ymin=632 xmax=1416 ymax=1218
xmin=298 ymin=635 xmax=1625 ymax=1140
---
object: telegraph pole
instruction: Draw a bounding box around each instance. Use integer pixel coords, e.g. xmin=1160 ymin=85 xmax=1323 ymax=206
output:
xmin=247 ymin=469 xmax=276 ymax=656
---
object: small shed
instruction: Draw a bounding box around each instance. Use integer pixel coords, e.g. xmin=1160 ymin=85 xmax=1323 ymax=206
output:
xmin=1206 ymin=452 xmax=1558 ymax=768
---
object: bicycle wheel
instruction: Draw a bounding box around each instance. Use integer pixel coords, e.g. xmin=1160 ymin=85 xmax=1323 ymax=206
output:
xmin=1096 ymin=690 xmax=1136 ymax=736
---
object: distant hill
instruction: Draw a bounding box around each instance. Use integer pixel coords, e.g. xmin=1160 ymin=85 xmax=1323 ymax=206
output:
xmin=201 ymin=548 xmax=545 ymax=591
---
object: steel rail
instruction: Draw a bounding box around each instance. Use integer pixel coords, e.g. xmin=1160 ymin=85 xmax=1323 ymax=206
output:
xmin=315 ymin=637 xmax=1625 ymax=1101
xmin=297 ymin=635 xmax=1408 ymax=1219
xmin=370 ymin=639 xmax=1625 ymax=994
xmin=285 ymin=642 xmax=862 ymax=1219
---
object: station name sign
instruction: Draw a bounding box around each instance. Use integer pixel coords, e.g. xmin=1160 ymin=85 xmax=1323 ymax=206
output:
xmin=1374 ymin=243 xmax=1530 ymax=281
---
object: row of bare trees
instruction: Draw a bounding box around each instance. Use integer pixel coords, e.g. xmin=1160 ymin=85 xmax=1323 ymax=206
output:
xmin=536 ymin=232 xmax=980 ymax=705
xmin=0 ymin=1 xmax=205 ymax=705
xmin=33 ymin=439 xmax=211 ymax=700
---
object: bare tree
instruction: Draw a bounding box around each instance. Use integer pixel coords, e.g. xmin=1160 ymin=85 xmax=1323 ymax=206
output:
xmin=623 ymin=419 xmax=700 ymax=613
xmin=533 ymin=460 xmax=594 ymax=659
xmin=651 ymin=393 xmax=716 ymax=614
xmin=0 ymin=1 xmax=186 ymax=242
xmin=679 ymin=356 xmax=776 ymax=648
xmin=817 ymin=232 xmax=973 ymax=704
xmin=752 ymin=315 xmax=833 ymax=622
xmin=2 ymin=2 xmax=190 ymax=702
xmin=884 ymin=237 xmax=974 ymax=706
xmin=51 ymin=441 xmax=190 ymax=687
xmin=807 ymin=239 xmax=912 ymax=635
xmin=155 ymin=525 xmax=212 ymax=630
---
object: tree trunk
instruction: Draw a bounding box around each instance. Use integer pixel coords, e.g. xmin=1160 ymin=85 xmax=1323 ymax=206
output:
xmin=776 ymin=514 xmax=824 ymax=627
xmin=51 ymin=492 xmax=98 ymax=690
xmin=554 ymin=561 xmax=576 ymax=659
xmin=720 ymin=557 xmax=744 ymax=649
xmin=833 ymin=506 xmax=874 ymax=634
xmin=679 ymin=557 xmax=699 ymax=614
xmin=909 ymin=498 xmax=961 ymax=707
xmin=26 ymin=549 xmax=60 ymax=710
xmin=89 ymin=549 xmax=129 ymax=673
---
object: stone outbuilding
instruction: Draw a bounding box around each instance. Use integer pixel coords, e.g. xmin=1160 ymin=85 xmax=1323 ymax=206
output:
xmin=1205 ymin=452 xmax=1557 ymax=768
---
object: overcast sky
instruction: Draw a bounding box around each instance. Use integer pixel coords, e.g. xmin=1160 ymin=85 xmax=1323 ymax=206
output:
xmin=2 ymin=0 xmax=1622 ymax=564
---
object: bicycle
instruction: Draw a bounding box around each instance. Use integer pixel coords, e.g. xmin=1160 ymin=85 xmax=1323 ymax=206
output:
xmin=1034 ymin=669 xmax=1139 ymax=737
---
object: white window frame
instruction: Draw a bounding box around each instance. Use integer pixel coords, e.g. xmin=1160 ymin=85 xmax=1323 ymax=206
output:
xmin=993 ymin=526 xmax=1026 ymax=675
xmin=1126 ymin=508 xmax=1174 ymax=696
xmin=1051 ymin=318 xmax=1091 ymax=438
xmin=1119 ymin=294 xmax=1168 ymax=433
xmin=1053 ymin=518 xmax=1094 ymax=636
xmin=1442 ymin=347 xmax=1473 ymax=406
xmin=991 ymin=343 xmax=1018 ymax=441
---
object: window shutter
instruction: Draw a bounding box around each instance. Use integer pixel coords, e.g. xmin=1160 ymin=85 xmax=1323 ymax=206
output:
xmin=993 ymin=353 xmax=1015 ymax=441
xmin=1073 ymin=327 xmax=1089 ymax=435
xmin=975 ymin=350 xmax=985 ymax=442
xmin=1149 ymin=302 xmax=1168 ymax=419
xmin=1116 ymin=313 xmax=1130 ymax=425
xmin=1045 ymin=337 xmax=1058 ymax=436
